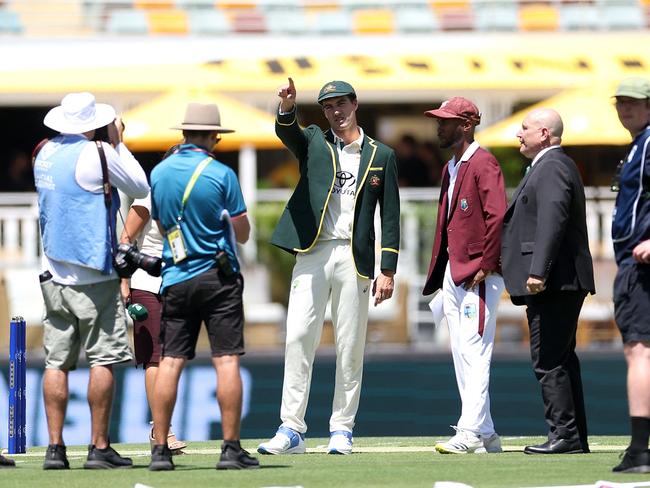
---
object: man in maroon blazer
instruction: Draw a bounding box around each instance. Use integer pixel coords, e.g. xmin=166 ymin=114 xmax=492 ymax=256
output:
xmin=422 ymin=97 xmax=507 ymax=454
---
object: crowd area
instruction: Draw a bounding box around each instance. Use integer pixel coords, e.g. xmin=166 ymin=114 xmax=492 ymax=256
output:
xmin=0 ymin=75 xmax=649 ymax=477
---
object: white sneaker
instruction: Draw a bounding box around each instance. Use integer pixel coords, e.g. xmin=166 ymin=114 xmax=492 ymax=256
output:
xmin=477 ymin=433 xmax=502 ymax=453
xmin=327 ymin=430 xmax=353 ymax=455
xmin=434 ymin=426 xmax=483 ymax=454
xmin=257 ymin=426 xmax=306 ymax=455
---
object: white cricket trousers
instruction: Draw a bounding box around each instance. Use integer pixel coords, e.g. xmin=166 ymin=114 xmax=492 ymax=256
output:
xmin=280 ymin=239 xmax=371 ymax=434
xmin=441 ymin=262 xmax=504 ymax=437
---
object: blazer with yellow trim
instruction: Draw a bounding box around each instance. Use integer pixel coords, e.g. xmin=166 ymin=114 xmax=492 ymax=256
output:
xmin=270 ymin=108 xmax=400 ymax=279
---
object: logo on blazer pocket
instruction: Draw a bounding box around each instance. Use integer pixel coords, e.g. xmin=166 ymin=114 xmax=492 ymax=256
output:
xmin=369 ymin=175 xmax=381 ymax=187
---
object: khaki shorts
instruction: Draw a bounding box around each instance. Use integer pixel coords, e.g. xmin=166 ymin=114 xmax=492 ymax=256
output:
xmin=41 ymin=278 xmax=133 ymax=369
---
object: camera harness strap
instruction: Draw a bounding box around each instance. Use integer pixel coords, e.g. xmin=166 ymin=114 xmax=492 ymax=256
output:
xmin=96 ymin=141 xmax=118 ymax=254
xmin=165 ymin=155 xmax=213 ymax=264
xmin=177 ymin=156 xmax=213 ymax=223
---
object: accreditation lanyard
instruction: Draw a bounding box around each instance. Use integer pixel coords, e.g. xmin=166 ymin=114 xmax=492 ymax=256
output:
xmin=166 ymin=156 xmax=213 ymax=263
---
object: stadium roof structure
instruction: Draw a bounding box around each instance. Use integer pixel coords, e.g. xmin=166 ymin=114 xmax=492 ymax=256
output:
xmin=0 ymin=33 xmax=648 ymax=102
xmin=121 ymin=89 xmax=282 ymax=152
xmin=476 ymin=84 xmax=633 ymax=146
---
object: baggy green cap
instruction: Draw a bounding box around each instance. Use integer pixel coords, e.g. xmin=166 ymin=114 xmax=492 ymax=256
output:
xmin=614 ymin=77 xmax=650 ymax=99
xmin=317 ymin=80 xmax=356 ymax=104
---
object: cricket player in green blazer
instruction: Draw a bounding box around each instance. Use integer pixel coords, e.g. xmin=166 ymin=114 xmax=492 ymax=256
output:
xmin=258 ymin=78 xmax=400 ymax=456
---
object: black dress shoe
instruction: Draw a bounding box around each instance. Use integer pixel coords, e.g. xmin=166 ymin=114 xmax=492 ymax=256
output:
xmin=524 ymin=438 xmax=584 ymax=454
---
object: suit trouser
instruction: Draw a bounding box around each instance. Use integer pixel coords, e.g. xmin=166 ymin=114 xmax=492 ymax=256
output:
xmin=524 ymin=290 xmax=589 ymax=450
xmin=280 ymin=239 xmax=371 ymax=434
xmin=441 ymin=262 xmax=504 ymax=436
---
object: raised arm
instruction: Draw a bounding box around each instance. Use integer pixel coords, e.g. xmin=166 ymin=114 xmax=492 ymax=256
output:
xmin=275 ymin=77 xmax=308 ymax=162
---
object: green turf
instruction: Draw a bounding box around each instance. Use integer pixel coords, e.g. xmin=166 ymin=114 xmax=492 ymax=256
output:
xmin=1 ymin=436 xmax=647 ymax=488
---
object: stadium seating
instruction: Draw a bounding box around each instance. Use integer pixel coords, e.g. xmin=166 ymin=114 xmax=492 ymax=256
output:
xmin=352 ymin=8 xmax=394 ymax=34
xmin=106 ymin=8 xmax=149 ymax=34
xmin=147 ymin=8 xmax=189 ymax=34
xmin=519 ymin=3 xmax=559 ymax=31
xmin=599 ymin=3 xmax=645 ymax=29
xmin=474 ymin=3 xmax=518 ymax=31
xmin=0 ymin=9 xmax=22 ymax=34
xmin=188 ymin=8 xmax=230 ymax=34
xmin=559 ymin=4 xmax=602 ymax=31
xmin=394 ymin=7 xmax=439 ymax=33
xmin=2 ymin=0 xmax=650 ymax=37
xmin=312 ymin=9 xmax=353 ymax=34
xmin=265 ymin=8 xmax=310 ymax=34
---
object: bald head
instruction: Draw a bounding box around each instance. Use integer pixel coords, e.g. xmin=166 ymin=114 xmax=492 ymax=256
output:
xmin=517 ymin=108 xmax=564 ymax=160
xmin=528 ymin=108 xmax=563 ymax=141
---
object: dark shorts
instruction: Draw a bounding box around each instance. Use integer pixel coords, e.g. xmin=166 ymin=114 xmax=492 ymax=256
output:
xmin=131 ymin=289 xmax=162 ymax=367
xmin=160 ymin=268 xmax=245 ymax=360
xmin=614 ymin=263 xmax=650 ymax=343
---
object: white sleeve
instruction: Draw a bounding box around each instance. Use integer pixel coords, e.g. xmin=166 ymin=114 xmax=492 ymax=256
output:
xmin=76 ymin=141 xmax=149 ymax=199
xmin=131 ymin=192 xmax=152 ymax=212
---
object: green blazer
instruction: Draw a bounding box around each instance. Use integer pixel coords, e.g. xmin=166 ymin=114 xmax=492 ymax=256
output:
xmin=271 ymin=108 xmax=400 ymax=279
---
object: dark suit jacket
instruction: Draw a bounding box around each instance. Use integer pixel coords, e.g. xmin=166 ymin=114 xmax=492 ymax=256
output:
xmin=271 ymin=108 xmax=400 ymax=279
xmin=423 ymin=146 xmax=507 ymax=295
xmin=501 ymin=147 xmax=595 ymax=303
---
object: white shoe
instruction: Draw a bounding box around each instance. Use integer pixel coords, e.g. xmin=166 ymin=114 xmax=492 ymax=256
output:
xmin=327 ymin=430 xmax=353 ymax=455
xmin=434 ymin=426 xmax=483 ymax=454
xmin=257 ymin=426 xmax=306 ymax=455
xmin=477 ymin=433 xmax=502 ymax=453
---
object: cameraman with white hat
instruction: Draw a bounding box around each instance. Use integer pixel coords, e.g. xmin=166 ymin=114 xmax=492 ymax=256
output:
xmin=34 ymin=92 xmax=149 ymax=470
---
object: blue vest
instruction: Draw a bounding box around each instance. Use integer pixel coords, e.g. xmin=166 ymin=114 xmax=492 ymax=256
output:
xmin=612 ymin=125 xmax=650 ymax=264
xmin=34 ymin=135 xmax=119 ymax=274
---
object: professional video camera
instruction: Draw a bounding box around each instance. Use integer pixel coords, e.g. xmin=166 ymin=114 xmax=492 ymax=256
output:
xmin=113 ymin=243 xmax=162 ymax=279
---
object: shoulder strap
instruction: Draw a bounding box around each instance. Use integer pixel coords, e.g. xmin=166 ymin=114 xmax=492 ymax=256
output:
xmin=95 ymin=141 xmax=112 ymax=209
xmin=31 ymin=138 xmax=49 ymax=167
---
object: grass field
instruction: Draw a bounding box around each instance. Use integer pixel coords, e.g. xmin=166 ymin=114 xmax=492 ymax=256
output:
xmin=1 ymin=436 xmax=647 ymax=488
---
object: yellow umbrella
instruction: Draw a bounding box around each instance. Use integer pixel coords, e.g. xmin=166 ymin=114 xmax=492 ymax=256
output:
xmin=122 ymin=89 xmax=283 ymax=152
xmin=476 ymin=84 xmax=633 ymax=147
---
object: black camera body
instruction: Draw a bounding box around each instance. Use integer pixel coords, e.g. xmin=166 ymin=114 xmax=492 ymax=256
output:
xmin=113 ymin=243 xmax=162 ymax=279
xmin=216 ymin=250 xmax=235 ymax=278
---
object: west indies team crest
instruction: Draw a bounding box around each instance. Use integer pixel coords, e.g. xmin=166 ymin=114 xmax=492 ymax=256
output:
xmin=460 ymin=198 xmax=469 ymax=211
xmin=370 ymin=175 xmax=381 ymax=187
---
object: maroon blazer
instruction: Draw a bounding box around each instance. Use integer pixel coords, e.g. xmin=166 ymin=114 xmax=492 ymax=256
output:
xmin=422 ymin=146 xmax=506 ymax=295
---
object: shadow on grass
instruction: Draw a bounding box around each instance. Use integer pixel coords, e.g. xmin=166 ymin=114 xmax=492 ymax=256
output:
xmin=171 ymin=464 xmax=292 ymax=471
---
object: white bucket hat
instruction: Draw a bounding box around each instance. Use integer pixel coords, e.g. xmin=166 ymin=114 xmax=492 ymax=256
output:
xmin=171 ymin=102 xmax=235 ymax=133
xmin=44 ymin=92 xmax=116 ymax=134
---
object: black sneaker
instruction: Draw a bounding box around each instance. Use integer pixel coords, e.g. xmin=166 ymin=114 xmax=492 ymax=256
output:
xmin=83 ymin=444 xmax=133 ymax=469
xmin=613 ymin=449 xmax=650 ymax=473
xmin=43 ymin=444 xmax=69 ymax=470
xmin=217 ymin=442 xmax=260 ymax=470
xmin=149 ymin=444 xmax=174 ymax=471
xmin=0 ymin=454 xmax=15 ymax=468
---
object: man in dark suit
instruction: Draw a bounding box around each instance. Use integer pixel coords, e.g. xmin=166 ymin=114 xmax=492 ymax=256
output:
xmin=422 ymin=97 xmax=507 ymax=454
xmin=501 ymin=108 xmax=595 ymax=455
xmin=258 ymin=77 xmax=400 ymax=456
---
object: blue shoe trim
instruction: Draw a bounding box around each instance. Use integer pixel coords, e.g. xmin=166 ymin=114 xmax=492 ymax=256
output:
xmin=330 ymin=430 xmax=352 ymax=440
xmin=277 ymin=426 xmax=304 ymax=448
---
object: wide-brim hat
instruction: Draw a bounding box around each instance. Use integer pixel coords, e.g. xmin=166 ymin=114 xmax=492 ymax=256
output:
xmin=317 ymin=80 xmax=356 ymax=104
xmin=44 ymin=92 xmax=116 ymax=134
xmin=171 ymin=102 xmax=235 ymax=132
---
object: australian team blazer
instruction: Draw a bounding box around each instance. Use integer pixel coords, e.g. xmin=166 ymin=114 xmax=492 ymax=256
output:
xmin=270 ymin=108 xmax=400 ymax=279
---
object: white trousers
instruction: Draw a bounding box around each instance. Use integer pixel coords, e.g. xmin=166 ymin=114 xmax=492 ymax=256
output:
xmin=440 ymin=262 xmax=504 ymax=437
xmin=280 ymin=239 xmax=371 ymax=434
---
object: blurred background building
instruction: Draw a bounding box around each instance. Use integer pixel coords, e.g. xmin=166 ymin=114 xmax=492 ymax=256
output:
xmin=0 ymin=0 xmax=650 ymax=445
xmin=0 ymin=0 xmax=647 ymax=444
